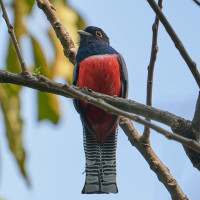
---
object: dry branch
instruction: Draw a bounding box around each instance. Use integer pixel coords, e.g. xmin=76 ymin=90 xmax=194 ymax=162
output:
xmin=143 ymin=0 xmax=163 ymax=139
xmin=1 ymin=70 xmax=200 ymax=153
xmin=36 ymin=0 xmax=77 ymax=64
xmin=0 ymin=70 xmax=183 ymax=126
xmin=120 ymin=117 xmax=188 ymax=200
xmin=172 ymin=93 xmax=200 ymax=171
xmin=0 ymin=0 xmax=28 ymax=73
xmin=147 ymin=0 xmax=200 ymax=88
xmin=193 ymin=0 xmax=200 ymax=6
xmin=0 ymin=0 xmax=199 ymax=198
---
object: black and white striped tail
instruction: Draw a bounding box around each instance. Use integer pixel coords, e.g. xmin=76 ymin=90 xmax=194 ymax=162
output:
xmin=82 ymin=126 xmax=118 ymax=194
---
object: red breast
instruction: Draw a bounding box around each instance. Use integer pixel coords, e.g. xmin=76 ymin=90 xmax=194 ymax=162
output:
xmin=78 ymin=54 xmax=121 ymax=143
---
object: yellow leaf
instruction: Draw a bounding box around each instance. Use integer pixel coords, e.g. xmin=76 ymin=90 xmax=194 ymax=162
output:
xmin=13 ymin=0 xmax=27 ymax=37
xmin=24 ymin=0 xmax=35 ymax=13
xmin=0 ymin=84 xmax=29 ymax=183
xmin=31 ymin=37 xmax=51 ymax=78
xmin=49 ymin=3 xmax=86 ymax=84
xmin=31 ymin=37 xmax=60 ymax=123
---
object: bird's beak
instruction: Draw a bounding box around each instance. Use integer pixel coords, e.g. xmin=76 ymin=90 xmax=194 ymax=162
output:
xmin=77 ymin=30 xmax=92 ymax=36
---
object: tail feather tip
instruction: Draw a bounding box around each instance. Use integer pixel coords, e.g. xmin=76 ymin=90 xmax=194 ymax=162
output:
xmin=82 ymin=183 xmax=118 ymax=194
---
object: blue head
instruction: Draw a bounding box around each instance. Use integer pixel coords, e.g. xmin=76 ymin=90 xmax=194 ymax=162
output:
xmin=78 ymin=26 xmax=110 ymax=46
xmin=76 ymin=26 xmax=117 ymax=62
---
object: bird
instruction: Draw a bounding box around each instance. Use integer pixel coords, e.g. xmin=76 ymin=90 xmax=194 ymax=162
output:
xmin=73 ymin=26 xmax=128 ymax=194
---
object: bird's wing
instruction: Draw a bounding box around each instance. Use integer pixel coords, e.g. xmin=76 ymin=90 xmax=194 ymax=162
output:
xmin=72 ymin=63 xmax=81 ymax=113
xmin=72 ymin=63 xmax=79 ymax=86
xmin=72 ymin=63 xmax=98 ymax=136
xmin=117 ymin=53 xmax=129 ymax=99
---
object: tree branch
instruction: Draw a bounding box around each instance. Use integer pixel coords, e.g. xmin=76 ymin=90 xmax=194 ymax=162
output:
xmin=143 ymin=0 xmax=163 ymax=139
xmin=0 ymin=0 xmax=198 ymax=197
xmin=0 ymin=0 xmax=28 ymax=73
xmin=1 ymin=70 xmax=200 ymax=153
xmin=120 ymin=117 xmax=188 ymax=200
xmin=136 ymin=115 xmax=200 ymax=153
xmin=172 ymin=93 xmax=200 ymax=171
xmin=36 ymin=0 xmax=77 ymax=65
xmin=146 ymin=0 xmax=200 ymax=88
xmin=192 ymin=0 xmax=200 ymax=6
xmin=172 ymin=118 xmax=200 ymax=171
xmin=0 ymin=69 xmax=183 ymax=126
xmin=78 ymin=86 xmax=184 ymax=127
xmin=34 ymin=0 xmax=200 ymax=165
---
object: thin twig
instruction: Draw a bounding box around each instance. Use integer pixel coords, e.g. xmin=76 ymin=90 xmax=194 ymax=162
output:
xmin=134 ymin=115 xmax=200 ymax=153
xmin=36 ymin=0 xmax=77 ymax=65
xmin=0 ymin=0 xmax=28 ymax=73
xmin=1 ymin=70 xmax=200 ymax=153
xmin=147 ymin=0 xmax=200 ymax=88
xmin=143 ymin=0 xmax=163 ymax=139
xmin=120 ymin=117 xmax=188 ymax=200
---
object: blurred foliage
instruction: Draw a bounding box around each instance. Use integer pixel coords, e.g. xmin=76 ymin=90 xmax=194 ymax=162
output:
xmin=0 ymin=84 xmax=28 ymax=182
xmin=32 ymin=37 xmax=60 ymax=123
xmin=0 ymin=0 xmax=85 ymax=184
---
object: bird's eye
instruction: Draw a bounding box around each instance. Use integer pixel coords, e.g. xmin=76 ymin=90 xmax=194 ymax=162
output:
xmin=96 ymin=31 xmax=102 ymax=37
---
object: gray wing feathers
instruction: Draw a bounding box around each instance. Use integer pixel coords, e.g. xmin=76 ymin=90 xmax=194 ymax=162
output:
xmin=117 ymin=53 xmax=129 ymax=99
xmin=72 ymin=63 xmax=81 ymax=113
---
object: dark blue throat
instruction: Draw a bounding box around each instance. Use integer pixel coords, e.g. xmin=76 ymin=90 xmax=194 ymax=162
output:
xmin=76 ymin=42 xmax=118 ymax=63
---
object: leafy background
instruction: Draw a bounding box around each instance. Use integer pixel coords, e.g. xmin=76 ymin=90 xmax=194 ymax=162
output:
xmin=0 ymin=0 xmax=85 ymax=184
xmin=0 ymin=0 xmax=200 ymax=200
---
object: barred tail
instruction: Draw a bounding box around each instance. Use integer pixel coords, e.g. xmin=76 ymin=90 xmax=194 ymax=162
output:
xmin=82 ymin=126 xmax=118 ymax=194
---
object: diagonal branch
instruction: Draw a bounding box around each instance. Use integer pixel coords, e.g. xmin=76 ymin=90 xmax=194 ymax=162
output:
xmin=143 ymin=0 xmax=163 ymax=139
xmin=34 ymin=0 xmax=200 ymax=154
xmin=192 ymin=0 xmax=200 ymax=6
xmin=76 ymin=86 xmax=183 ymax=127
xmin=1 ymin=70 xmax=200 ymax=153
xmin=120 ymin=117 xmax=188 ymax=200
xmin=135 ymin=115 xmax=200 ymax=153
xmin=176 ymin=92 xmax=200 ymax=171
xmin=0 ymin=0 xmax=28 ymax=73
xmin=146 ymin=0 xmax=200 ymax=88
xmin=0 ymin=70 xmax=183 ymax=127
xmin=36 ymin=0 xmax=77 ymax=65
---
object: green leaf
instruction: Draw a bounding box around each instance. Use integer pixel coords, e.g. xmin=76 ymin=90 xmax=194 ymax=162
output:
xmin=13 ymin=0 xmax=27 ymax=37
xmin=37 ymin=91 xmax=60 ymax=123
xmin=33 ymin=66 xmax=41 ymax=77
xmin=24 ymin=0 xmax=35 ymax=13
xmin=0 ymin=84 xmax=29 ymax=184
xmin=31 ymin=37 xmax=60 ymax=123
